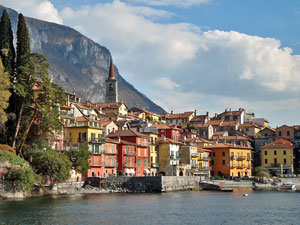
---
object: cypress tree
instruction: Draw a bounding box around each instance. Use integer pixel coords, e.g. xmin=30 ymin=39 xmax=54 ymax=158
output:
xmin=0 ymin=9 xmax=15 ymax=76
xmin=16 ymin=13 xmax=30 ymax=69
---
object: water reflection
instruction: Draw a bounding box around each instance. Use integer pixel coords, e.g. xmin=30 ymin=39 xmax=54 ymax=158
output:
xmin=0 ymin=191 xmax=300 ymax=225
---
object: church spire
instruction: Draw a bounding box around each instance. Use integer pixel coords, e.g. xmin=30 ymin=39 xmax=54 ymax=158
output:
xmin=108 ymin=57 xmax=115 ymax=79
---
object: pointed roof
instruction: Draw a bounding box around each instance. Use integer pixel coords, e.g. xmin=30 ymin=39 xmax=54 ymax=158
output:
xmin=261 ymin=138 xmax=293 ymax=149
xmin=108 ymin=58 xmax=115 ymax=79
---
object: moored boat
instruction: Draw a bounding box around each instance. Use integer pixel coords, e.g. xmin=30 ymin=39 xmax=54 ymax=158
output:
xmin=280 ymin=181 xmax=296 ymax=190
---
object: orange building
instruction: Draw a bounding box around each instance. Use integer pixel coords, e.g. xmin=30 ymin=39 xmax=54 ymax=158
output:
xmin=205 ymin=143 xmax=252 ymax=178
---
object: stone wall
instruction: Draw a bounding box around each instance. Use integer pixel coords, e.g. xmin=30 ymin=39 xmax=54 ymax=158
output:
xmin=86 ymin=176 xmax=201 ymax=192
xmin=161 ymin=176 xmax=201 ymax=191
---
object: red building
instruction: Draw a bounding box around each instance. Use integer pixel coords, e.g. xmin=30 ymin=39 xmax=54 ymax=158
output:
xmin=87 ymin=139 xmax=118 ymax=177
xmin=108 ymin=129 xmax=150 ymax=176
xmin=150 ymin=124 xmax=181 ymax=141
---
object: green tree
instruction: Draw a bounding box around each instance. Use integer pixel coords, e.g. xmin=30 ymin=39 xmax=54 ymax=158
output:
xmin=0 ymin=59 xmax=11 ymax=124
xmin=11 ymin=53 xmax=65 ymax=154
xmin=253 ymin=166 xmax=269 ymax=176
xmin=16 ymin=13 xmax=30 ymax=69
xmin=6 ymin=166 xmax=35 ymax=191
xmin=65 ymin=144 xmax=91 ymax=175
xmin=31 ymin=150 xmax=72 ymax=183
xmin=0 ymin=9 xmax=15 ymax=75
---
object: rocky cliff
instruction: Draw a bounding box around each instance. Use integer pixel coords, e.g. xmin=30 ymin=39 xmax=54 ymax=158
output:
xmin=0 ymin=5 xmax=165 ymax=114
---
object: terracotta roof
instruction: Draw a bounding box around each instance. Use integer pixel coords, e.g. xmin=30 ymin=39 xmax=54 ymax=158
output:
xmin=96 ymin=102 xmax=125 ymax=109
xmin=101 ymin=121 xmax=115 ymax=127
xmin=276 ymin=125 xmax=294 ymax=130
xmin=190 ymin=115 xmax=207 ymax=122
xmin=103 ymin=112 xmax=118 ymax=117
xmin=150 ymin=124 xmax=172 ymax=129
xmin=258 ymin=127 xmax=276 ymax=133
xmin=158 ymin=137 xmax=182 ymax=144
xmin=167 ymin=111 xmax=194 ymax=119
xmin=76 ymin=104 xmax=91 ymax=110
xmin=196 ymin=138 xmax=214 ymax=144
xmin=108 ymin=58 xmax=115 ymax=79
xmin=193 ymin=124 xmax=206 ymax=128
xmin=105 ymin=138 xmax=119 ymax=144
xmin=261 ymin=138 xmax=294 ymax=149
xmin=61 ymin=105 xmax=72 ymax=109
xmin=218 ymin=109 xmax=244 ymax=117
xmin=76 ymin=116 xmax=88 ymax=122
xmin=205 ymin=120 xmax=222 ymax=126
xmin=198 ymin=147 xmax=211 ymax=153
xmin=220 ymin=120 xmax=238 ymax=127
xmin=107 ymin=129 xmax=149 ymax=138
xmin=240 ymin=122 xmax=261 ymax=129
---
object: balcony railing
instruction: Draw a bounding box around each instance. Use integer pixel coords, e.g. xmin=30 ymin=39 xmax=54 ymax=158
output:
xmin=230 ymin=164 xmax=237 ymax=169
xmin=125 ymin=163 xmax=136 ymax=168
xmin=237 ymin=156 xmax=246 ymax=161
xmin=124 ymin=151 xmax=136 ymax=156
xmin=170 ymin=155 xmax=180 ymax=160
xmin=105 ymin=163 xmax=117 ymax=167
xmin=90 ymin=162 xmax=104 ymax=166
xmin=89 ymin=137 xmax=105 ymax=143
xmin=198 ymin=157 xmax=211 ymax=161
xmin=78 ymin=137 xmax=87 ymax=143
xmin=247 ymin=157 xmax=251 ymax=161
xmin=104 ymin=150 xmax=118 ymax=155
xmin=237 ymin=165 xmax=245 ymax=169
xmin=151 ymin=163 xmax=159 ymax=168
xmin=191 ymin=153 xmax=198 ymax=158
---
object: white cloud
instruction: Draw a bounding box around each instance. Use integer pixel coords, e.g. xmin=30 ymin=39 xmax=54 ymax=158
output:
xmin=0 ymin=0 xmax=62 ymax=24
xmin=155 ymin=77 xmax=180 ymax=90
xmin=1 ymin=0 xmax=300 ymax=125
xmin=129 ymin=0 xmax=210 ymax=8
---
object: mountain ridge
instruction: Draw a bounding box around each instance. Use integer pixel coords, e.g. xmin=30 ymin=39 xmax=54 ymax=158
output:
xmin=0 ymin=5 xmax=165 ymax=114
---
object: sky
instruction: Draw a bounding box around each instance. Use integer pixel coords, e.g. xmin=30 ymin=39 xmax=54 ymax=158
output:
xmin=1 ymin=0 xmax=300 ymax=127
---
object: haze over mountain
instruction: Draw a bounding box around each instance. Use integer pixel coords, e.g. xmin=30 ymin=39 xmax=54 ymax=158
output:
xmin=0 ymin=5 xmax=165 ymax=114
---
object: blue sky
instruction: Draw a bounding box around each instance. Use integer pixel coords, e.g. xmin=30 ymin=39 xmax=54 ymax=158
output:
xmin=1 ymin=0 xmax=300 ymax=127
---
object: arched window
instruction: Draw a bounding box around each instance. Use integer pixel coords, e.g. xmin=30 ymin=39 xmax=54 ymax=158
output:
xmin=109 ymin=84 xmax=114 ymax=93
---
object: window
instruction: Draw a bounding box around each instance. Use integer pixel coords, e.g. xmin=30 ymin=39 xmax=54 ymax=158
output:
xmin=211 ymin=152 xmax=215 ymax=157
xmin=144 ymin=159 xmax=147 ymax=167
xmin=284 ymin=158 xmax=287 ymax=164
xmin=264 ymin=151 xmax=267 ymax=155
xmin=222 ymin=152 xmax=225 ymax=157
xmin=284 ymin=150 xmax=286 ymax=155
xmin=211 ymin=160 xmax=214 ymax=165
xmin=287 ymin=131 xmax=290 ymax=136
xmin=222 ymin=160 xmax=225 ymax=165
xmin=138 ymin=159 xmax=141 ymax=167
xmin=95 ymin=145 xmax=99 ymax=154
xmin=265 ymin=159 xmax=268 ymax=164
xmin=279 ymin=131 xmax=282 ymax=136
xmin=274 ymin=158 xmax=277 ymax=164
xmin=138 ymin=148 xmax=141 ymax=156
xmin=274 ymin=150 xmax=277 ymax=155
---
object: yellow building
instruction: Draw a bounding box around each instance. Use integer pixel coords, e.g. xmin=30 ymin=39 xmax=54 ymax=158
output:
xmin=64 ymin=116 xmax=104 ymax=152
xmin=205 ymin=143 xmax=252 ymax=177
xmin=261 ymin=138 xmax=294 ymax=174
xmin=196 ymin=148 xmax=211 ymax=177
xmin=148 ymin=132 xmax=159 ymax=176
xmin=195 ymin=138 xmax=214 ymax=148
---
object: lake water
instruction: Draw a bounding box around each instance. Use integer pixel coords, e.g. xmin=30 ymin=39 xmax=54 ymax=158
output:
xmin=0 ymin=189 xmax=300 ymax=225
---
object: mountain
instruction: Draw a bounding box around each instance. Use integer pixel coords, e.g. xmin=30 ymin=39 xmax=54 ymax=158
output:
xmin=0 ymin=5 xmax=165 ymax=114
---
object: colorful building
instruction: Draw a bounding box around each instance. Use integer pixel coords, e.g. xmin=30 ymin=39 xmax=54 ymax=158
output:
xmin=197 ymin=148 xmax=211 ymax=178
xmin=88 ymin=139 xmax=118 ymax=177
xmin=150 ymin=124 xmax=181 ymax=141
xmin=261 ymin=138 xmax=294 ymax=175
xmin=205 ymin=143 xmax=252 ymax=177
xmin=158 ymin=137 xmax=182 ymax=176
xmin=107 ymin=129 xmax=150 ymax=176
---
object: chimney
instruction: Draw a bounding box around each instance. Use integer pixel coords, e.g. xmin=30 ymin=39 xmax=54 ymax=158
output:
xmin=206 ymin=111 xmax=209 ymax=116
xmin=171 ymin=110 xmax=173 ymax=115
xmin=194 ymin=109 xmax=197 ymax=116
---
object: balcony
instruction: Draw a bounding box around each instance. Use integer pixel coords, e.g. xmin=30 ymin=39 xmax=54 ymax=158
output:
xmin=191 ymin=153 xmax=198 ymax=158
xmin=89 ymin=137 xmax=105 ymax=143
xmin=230 ymin=164 xmax=237 ymax=169
xmin=237 ymin=165 xmax=245 ymax=169
xmin=237 ymin=156 xmax=246 ymax=161
xmin=170 ymin=155 xmax=179 ymax=160
xmin=124 ymin=151 xmax=136 ymax=156
xmin=151 ymin=163 xmax=159 ymax=168
xmin=104 ymin=150 xmax=118 ymax=155
xmin=198 ymin=157 xmax=211 ymax=161
xmin=105 ymin=163 xmax=117 ymax=167
xmin=125 ymin=163 xmax=136 ymax=168
xmin=78 ymin=137 xmax=87 ymax=143
xmin=90 ymin=162 xmax=104 ymax=166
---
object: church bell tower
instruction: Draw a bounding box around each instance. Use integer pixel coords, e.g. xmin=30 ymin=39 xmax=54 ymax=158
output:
xmin=105 ymin=58 xmax=118 ymax=103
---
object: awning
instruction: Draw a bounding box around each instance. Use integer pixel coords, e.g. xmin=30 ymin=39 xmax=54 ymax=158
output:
xmin=144 ymin=169 xmax=150 ymax=174
xmin=125 ymin=168 xmax=131 ymax=174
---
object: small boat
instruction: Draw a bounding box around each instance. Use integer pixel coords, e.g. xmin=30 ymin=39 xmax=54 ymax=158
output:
xmin=280 ymin=181 xmax=296 ymax=190
xmin=243 ymin=193 xmax=248 ymax=196
xmin=220 ymin=187 xmax=233 ymax=192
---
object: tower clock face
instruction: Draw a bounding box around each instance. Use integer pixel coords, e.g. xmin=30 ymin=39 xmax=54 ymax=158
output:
xmin=109 ymin=84 xmax=114 ymax=93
